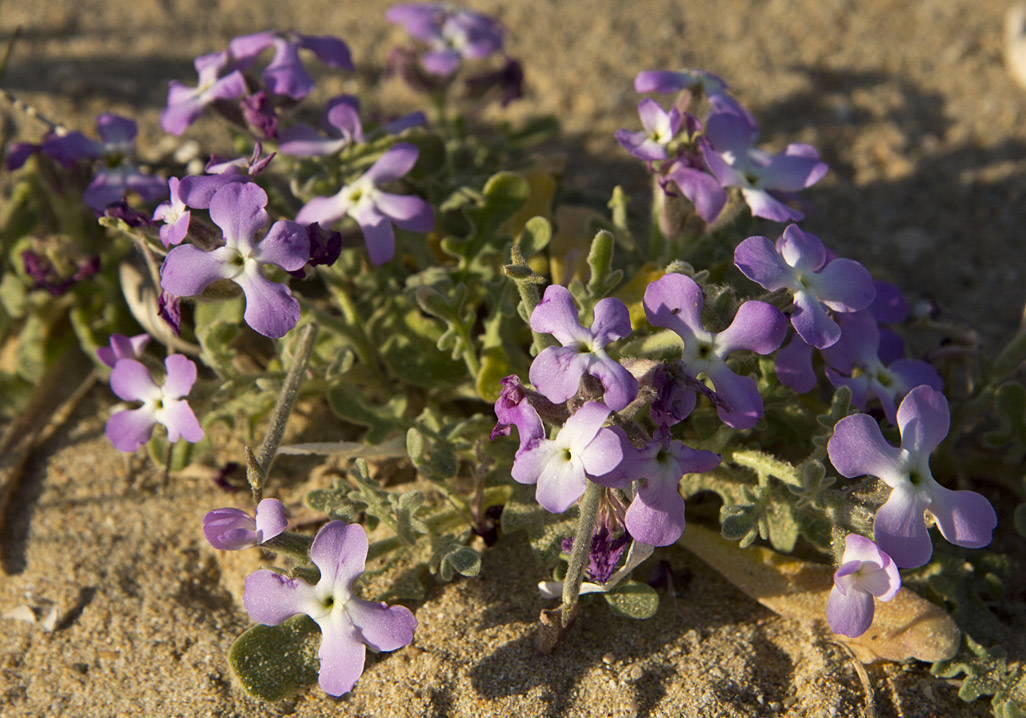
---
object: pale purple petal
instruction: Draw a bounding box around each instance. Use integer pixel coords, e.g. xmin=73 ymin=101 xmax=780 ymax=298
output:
xmin=511 ymin=440 xmax=561 ymax=486
xmin=928 ymin=485 xmax=997 ymax=550
xmin=826 ymin=584 xmax=875 ymax=637
xmin=703 ymin=364 xmax=764 ymax=430
xmin=535 ymin=457 xmax=587 ymax=513
xmin=705 ymin=112 xmax=754 ymax=156
xmin=643 ymin=273 xmax=705 ymax=341
xmin=96 ymin=114 xmax=137 ymax=147
xmin=295 ymin=191 xmax=349 ymax=226
xmin=814 ymin=259 xmax=876 ymax=313
xmin=734 ymin=235 xmax=795 ymax=291
xmin=421 ymin=50 xmax=462 ymax=76
xmin=243 ymin=569 xmax=318 ymax=625
xmin=354 ymin=209 xmax=397 ymax=265
xmin=105 ymin=407 xmax=157 ymax=452
xmin=529 ymin=347 xmax=588 ymax=404
xmin=298 ymin=34 xmax=354 ymax=70
xmin=178 ymin=173 xmax=250 ymax=210
xmin=775 ymin=334 xmax=817 ymax=393
xmin=364 ymin=142 xmax=420 ymax=185
xmin=162 ymin=354 xmax=198 ymax=398
xmin=162 ymin=398 xmax=204 ymax=443
xmin=563 ymin=402 xmax=613 ymax=455
xmin=634 ymin=70 xmax=692 ymax=94
xmin=160 ymin=244 xmax=237 ymax=297
xmin=590 ymin=297 xmax=633 ymax=345
xmin=209 ymin=182 xmax=269 ymax=249
xmin=667 ymin=166 xmax=726 ymax=223
xmin=310 ymin=521 xmax=368 ymax=594
xmin=277 ymin=124 xmax=349 ymax=156
xmin=626 ymin=480 xmax=685 ymax=546
xmin=97 ymin=333 xmax=150 ymax=368
xmin=203 ymin=508 xmax=258 ymax=550
xmin=346 ymin=598 xmax=417 ymax=652
xmin=232 ymin=269 xmax=301 ymax=338
xmin=760 ymin=154 xmax=829 ymax=192
xmin=715 ymin=300 xmax=786 ymax=355
xmin=869 ymin=281 xmax=908 ymax=324
xmin=791 ymin=290 xmax=840 ymax=349
xmin=530 ymin=284 xmax=590 ymax=346
xmin=579 ymin=427 xmax=625 ymax=478
xmin=254 ymin=498 xmax=288 ymax=541
xmin=828 ymin=414 xmax=905 ymax=485
xmin=252 ymin=220 xmax=311 ymax=272
xmin=263 ymin=41 xmax=315 ymax=99
xmin=159 ymin=209 xmax=191 ymax=248
xmin=110 ymin=358 xmax=160 ymax=402
xmin=615 ymin=129 xmax=667 ymax=161
xmin=874 ymin=487 xmax=932 ymax=568
xmin=316 ymin=618 xmax=366 ymax=696
xmin=840 ymin=534 xmax=901 ymax=601
xmin=587 ymin=359 xmax=639 ymax=412
xmin=373 ymin=192 xmax=435 ymax=232
xmin=896 ymin=385 xmax=950 ymax=457
xmin=741 ymin=188 xmax=804 ymax=222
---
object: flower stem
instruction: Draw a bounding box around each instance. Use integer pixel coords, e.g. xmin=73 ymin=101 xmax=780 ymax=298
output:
xmin=561 ymin=480 xmax=603 ymax=628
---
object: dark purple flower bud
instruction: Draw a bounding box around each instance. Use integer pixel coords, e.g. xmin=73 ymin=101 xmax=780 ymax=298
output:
xmin=288 ymin=223 xmax=343 ymax=277
xmin=561 ymin=523 xmax=631 ymax=584
xmin=104 ymin=199 xmax=158 ymax=227
xmin=240 ymin=91 xmax=279 ymax=139
xmin=158 ymin=290 xmax=182 ymax=336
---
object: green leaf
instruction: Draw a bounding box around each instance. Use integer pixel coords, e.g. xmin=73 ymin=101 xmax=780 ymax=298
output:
xmin=229 ymin=614 xmax=321 ymax=701
xmin=326 ymin=381 xmax=408 ymax=445
xmin=603 ymin=581 xmax=659 ymax=620
xmin=194 ymin=298 xmax=244 ymax=377
xmin=393 ymin=490 xmax=429 ymax=545
xmin=518 ymin=216 xmax=552 ymax=259
xmin=370 ymin=297 xmax=467 ymax=389
xmin=304 ymin=477 xmax=361 ymax=521
xmin=430 ymin=533 xmax=481 ymax=581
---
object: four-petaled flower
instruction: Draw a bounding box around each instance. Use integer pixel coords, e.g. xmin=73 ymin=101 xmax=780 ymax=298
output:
xmin=229 ymin=31 xmax=353 ymax=100
xmin=160 ymin=182 xmax=310 ymax=338
xmin=203 ymin=499 xmax=288 ymax=551
xmin=529 ymin=284 xmax=638 ymax=412
xmin=826 ymin=534 xmax=901 ymax=638
xmin=615 ymin=99 xmax=682 ymax=161
xmin=512 ymin=402 xmax=623 ymax=513
xmin=644 ymin=273 xmax=786 ymax=429
xmin=295 ymin=142 xmax=434 ymax=265
xmin=828 ymin=385 xmax=997 ymax=568
xmin=161 ymin=51 xmax=247 ymax=135
xmin=734 ymin=224 xmax=876 ymax=348
xmin=96 ymin=333 xmax=151 ymax=368
xmin=243 ymin=521 xmax=417 ymax=696
xmin=79 ymin=114 xmax=167 ymax=212
xmin=105 ymin=355 xmax=204 ymax=452
xmin=386 ymin=4 xmax=504 ymax=76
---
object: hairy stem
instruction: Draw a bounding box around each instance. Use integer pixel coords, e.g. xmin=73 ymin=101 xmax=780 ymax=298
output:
xmin=561 ymin=481 xmax=604 ymax=627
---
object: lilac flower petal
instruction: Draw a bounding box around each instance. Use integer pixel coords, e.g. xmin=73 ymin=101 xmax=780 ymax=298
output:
xmin=626 ymin=480 xmax=685 ymax=546
xmin=791 ymin=290 xmax=841 ymax=349
xmin=634 ymin=70 xmax=691 ymax=94
xmin=354 ymin=209 xmax=397 ymax=265
xmin=529 ymin=347 xmax=587 ymax=404
xmin=870 ymin=281 xmax=909 ymax=324
xmin=874 ymin=487 xmax=932 ymax=568
xmin=897 ymin=386 xmax=950 ymax=457
xmin=587 ymin=359 xmax=639 ymax=413
xmin=346 ymin=598 xmax=417 ymax=652
xmin=5 ymin=142 xmax=37 ymax=170
xmin=511 ymin=440 xmax=561 ymax=486
xmin=263 ymin=41 xmax=315 ymax=99
xmin=760 ymin=154 xmax=829 ymax=192
xmin=928 ymin=485 xmax=997 ymax=550
xmin=615 ymin=129 xmax=667 ymax=161
xmin=705 ymin=112 xmax=754 ymax=157
xmin=211 ymin=527 xmax=260 ymax=550
xmin=643 ymin=273 xmax=705 ymax=340
xmin=277 ymin=124 xmax=350 ymax=157
xmin=382 ymin=111 xmax=427 ymax=135
xmin=298 ymin=34 xmax=354 ymax=70
xmin=591 ymin=297 xmax=633 ymax=345
xmin=163 ymin=398 xmax=204 ymax=443
xmin=97 ymin=333 xmax=150 ymax=368
xmin=43 ymin=132 xmax=102 ymax=165
xmin=229 ymin=32 xmax=277 ymax=66
xmin=209 ymin=182 xmax=269 ymax=248
xmin=667 ymin=166 xmax=726 ymax=223
xmin=815 ymin=260 xmax=876 ymax=314
xmin=160 ymin=244 xmax=238 ymax=297
xmin=841 ymin=534 xmax=901 ymax=600
xmin=734 ymin=235 xmax=794 ymax=291
xmin=826 ymin=585 xmax=875 ymax=637
xmin=703 ymin=364 xmax=764 ymax=430
xmin=579 ymin=427 xmax=625 ymax=478
xmin=105 ymin=407 xmax=157 ymax=452
xmin=295 ymin=192 xmax=348 ymax=226
xmin=310 ymin=521 xmax=367 ymax=593
xmin=741 ymin=188 xmax=804 ymax=223
xmin=96 ymin=113 xmax=137 ymax=146
xmin=365 ymin=143 xmax=420 ymax=185
xmin=777 ymin=224 xmax=826 ymax=270
xmin=316 ymin=619 xmax=366 ymax=696
xmin=775 ymin=334 xmax=817 ymax=393
xmin=828 ymin=414 xmax=905 ymax=485
xmin=159 ymin=210 xmax=191 ymax=248
xmin=178 ymin=173 xmax=249 ymax=209
xmin=421 ymin=50 xmax=462 ymax=76
xmin=244 ymin=569 xmax=318 ymax=625
xmin=535 ymin=457 xmax=587 ymax=513
xmin=203 ymin=507 xmax=256 ymax=550
xmin=110 ymin=358 xmax=160 ymax=402
xmin=716 ymin=300 xmax=786 ymax=355
xmin=162 ymin=354 xmax=198 ymax=398
xmin=530 ymin=284 xmax=590 ymax=346
xmin=637 ymin=98 xmax=668 ymax=134
xmin=374 ymin=192 xmax=435 ymax=232
xmin=253 ymin=220 xmax=311 ymax=272
xmin=232 ymin=269 xmax=301 ymax=338
xmin=254 ymin=498 xmax=288 ymax=541
xmin=878 ymin=329 xmax=906 ymax=365
xmin=563 ymin=402 xmax=613 ymax=454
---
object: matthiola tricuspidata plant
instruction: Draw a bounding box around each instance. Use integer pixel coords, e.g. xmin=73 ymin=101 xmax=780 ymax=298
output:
xmin=3 ymin=4 xmax=1025 ymax=713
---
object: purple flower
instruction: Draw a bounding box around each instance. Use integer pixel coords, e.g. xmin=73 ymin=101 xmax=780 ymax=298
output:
xmin=203 ymin=499 xmax=288 ymax=550
xmin=511 ymin=402 xmax=623 ymax=513
xmin=822 ymin=311 xmax=942 ymax=424
xmin=105 ymin=355 xmax=204 ymax=452
xmin=633 ymin=68 xmax=756 ymax=128
xmin=160 ymin=183 xmax=310 ymax=338
xmin=528 ymin=285 xmax=638 ymax=411
xmin=229 ymin=31 xmax=353 ymax=100
xmin=826 ymin=534 xmax=901 ymax=638
xmin=491 ymin=374 xmax=544 ymax=455
xmin=702 ymin=112 xmax=827 ymax=223
xmin=295 ymin=142 xmax=434 ymax=265
xmin=594 ymin=430 xmax=720 ymax=546
xmin=560 ymin=523 xmax=631 ymax=584
xmin=663 ymin=154 xmax=727 ymax=224
xmin=644 ymin=273 xmax=786 ymax=429
xmin=386 ymin=4 xmax=504 ymax=76
xmin=278 ymin=95 xmax=365 ymax=156
xmin=243 ymin=521 xmax=417 ymax=696
xmin=21 ymin=250 xmax=100 ymax=296
xmin=158 ymin=290 xmax=182 ymax=336
xmin=774 ymin=333 xmax=817 ymax=394
xmin=81 ymin=114 xmax=167 ymax=212
xmin=96 ymin=333 xmax=151 ymax=368
xmin=649 ymin=364 xmax=698 ymax=427
xmin=735 ymin=224 xmax=876 ymax=349
xmin=827 ymin=386 xmax=997 ymax=568
xmin=615 ymin=99 xmax=682 ymax=161
xmin=152 ymin=177 xmax=191 ymax=247
xmin=161 ymin=51 xmax=247 ymax=135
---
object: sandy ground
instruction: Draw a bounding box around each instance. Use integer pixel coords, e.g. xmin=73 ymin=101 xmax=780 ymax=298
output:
xmin=2 ymin=0 xmax=1024 ymax=715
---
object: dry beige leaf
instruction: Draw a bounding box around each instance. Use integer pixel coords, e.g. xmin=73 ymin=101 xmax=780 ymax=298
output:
xmin=680 ymin=524 xmax=960 ymax=663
